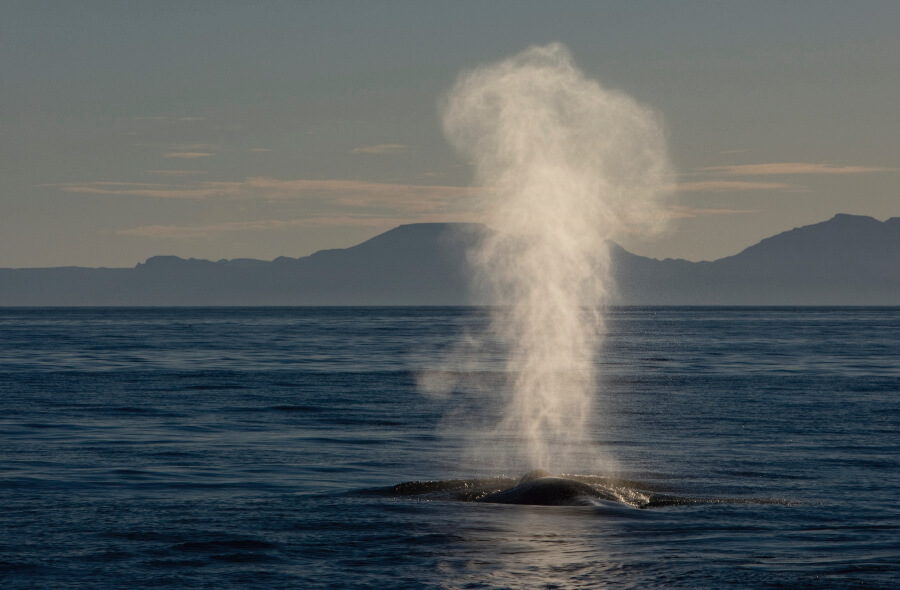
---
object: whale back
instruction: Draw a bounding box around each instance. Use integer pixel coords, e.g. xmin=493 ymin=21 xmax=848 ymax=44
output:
xmin=478 ymin=476 xmax=604 ymax=506
xmin=517 ymin=469 xmax=552 ymax=484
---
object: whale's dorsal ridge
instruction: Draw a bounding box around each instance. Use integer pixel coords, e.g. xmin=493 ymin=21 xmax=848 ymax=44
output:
xmin=517 ymin=469 xmax=552 ymax=484
xmin=478 ymin=473 xmax=603 ymax=506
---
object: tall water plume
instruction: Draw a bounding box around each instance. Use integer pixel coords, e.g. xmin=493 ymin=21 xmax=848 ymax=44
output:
xmin=440 ymin=43 xmax=671 ymax=473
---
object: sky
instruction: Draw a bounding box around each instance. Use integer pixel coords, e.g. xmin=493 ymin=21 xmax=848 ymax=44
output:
xmin=2 ymin=1 xmax=898 ymax=268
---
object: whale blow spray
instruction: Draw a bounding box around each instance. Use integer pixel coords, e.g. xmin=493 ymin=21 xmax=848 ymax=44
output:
xmin=441 ymin=43 xmax=670 ymax=473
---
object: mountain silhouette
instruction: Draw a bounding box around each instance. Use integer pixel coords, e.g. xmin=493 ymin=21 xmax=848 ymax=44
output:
xmin=0 ymin=215 xmax=897 ymax=305
xmin=614 ymin=214 xmax=900 ymax=304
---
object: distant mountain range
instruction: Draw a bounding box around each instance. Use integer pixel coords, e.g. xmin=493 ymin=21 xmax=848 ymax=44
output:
xmin=615 ymin=213 xmax=900 ymax=305
xmin=1 ymin=214 xmax=898 ymax=306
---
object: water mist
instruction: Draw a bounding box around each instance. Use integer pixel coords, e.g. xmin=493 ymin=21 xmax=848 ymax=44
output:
xmin=440 ymin=43 xmax=671 ymax=474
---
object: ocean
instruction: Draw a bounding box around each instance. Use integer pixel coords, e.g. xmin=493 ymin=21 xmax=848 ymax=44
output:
xmin=1 ymin=307 xmax=898 ymax=589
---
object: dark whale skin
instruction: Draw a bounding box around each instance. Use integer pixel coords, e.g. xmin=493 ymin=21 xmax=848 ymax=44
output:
xmin=477 ymin=476 xmax=604 ymax=506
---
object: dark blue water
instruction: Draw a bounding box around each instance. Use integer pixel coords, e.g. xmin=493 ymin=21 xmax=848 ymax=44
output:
xmin=1 ymin=307 xmax=898 ymax=589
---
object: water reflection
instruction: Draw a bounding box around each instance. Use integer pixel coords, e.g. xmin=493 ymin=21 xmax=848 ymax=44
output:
xmin=431 ymin=503 xmax=640 ymax=589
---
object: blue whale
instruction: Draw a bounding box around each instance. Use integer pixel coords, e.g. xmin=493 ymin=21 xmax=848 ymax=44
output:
xmin=476 ymin=470 xmax=614 ymax=506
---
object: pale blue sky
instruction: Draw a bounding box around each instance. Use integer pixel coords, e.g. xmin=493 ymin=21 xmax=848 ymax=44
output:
xmin=2 ymin=1 xmax=898 ymax=267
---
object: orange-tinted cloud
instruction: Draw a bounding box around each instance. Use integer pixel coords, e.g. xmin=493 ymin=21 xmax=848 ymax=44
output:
xmin=671 ymin=180 xmax=799 ymax=193
xmin=667 ymin=206 xmax=755 ymax=219
xmin=55 ymin=182 xmax=221 ymax=199
xmin=350 ymin=144 xmax=408 ymax=154
xmin=163 ymin=152 xmax=215 ymax=159
xmin=56 ymin=178 xmax=478 ymax=205
xmin=149 ymin=170 xmax=207 ymax=176
xmin=117 ymin=213 xmax=481 ymax=240
xmin=701 ymin=162 xmax=896 ymax=176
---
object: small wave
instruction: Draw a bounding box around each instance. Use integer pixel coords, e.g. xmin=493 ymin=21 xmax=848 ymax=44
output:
xmin=270 ymin=405 xmax=322 ymax=412
xmin=172 ymin=539 xmax=277 ymax=552
xmin=0 ymin=561 xmax=41 ymax=573
xmin=22 ymin=422 xmax=81 ymax=430
xmin=146 ymin=558 xmax=207 ymax=568
xmin=209 ymin=553 xmax=280 ymax=563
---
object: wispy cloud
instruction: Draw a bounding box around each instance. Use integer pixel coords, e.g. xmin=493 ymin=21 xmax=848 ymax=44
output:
xmin=56 ymin=182 xmax=221 ymax=199
xmin=163 ymin=152 xmax=215 ymax=159
xmin=701 ymin=162 xmax=897 ymax=176
xmin=118 ymin=219 xmax=313 ymax=239
xmin=54 ymin=178 xmax=479 ymax=210
xmin=175 ymin=143 xmax=218 ymax=151
xmin=148 ymin=170 xmax=207 ymax=176
xmin=671 ymin=180 xmax=800 ymax=193
xmin=351 ymin=144 xmax=409 ymax=154
xmin=667 ymin=206 xmax=756 ymax=219
xmin=672 ymin=160 xmax=897 ymax=194
xmin=118 ymin=213 xmax=479 ymax=240
xmin=130 ymin=115 xmax=206 ymax=122
xmin=60 ymin=176 xmax=481 ymax=241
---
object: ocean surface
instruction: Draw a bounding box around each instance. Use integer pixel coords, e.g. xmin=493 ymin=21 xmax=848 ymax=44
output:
xmin=1 ymin=307 xmax=898 ymax=589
